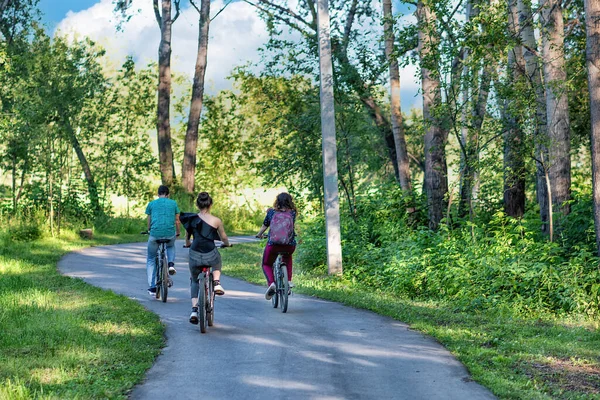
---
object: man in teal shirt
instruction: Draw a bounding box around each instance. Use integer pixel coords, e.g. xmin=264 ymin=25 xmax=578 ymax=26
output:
xmin=145 ymin=185 xmax=181 ymax=294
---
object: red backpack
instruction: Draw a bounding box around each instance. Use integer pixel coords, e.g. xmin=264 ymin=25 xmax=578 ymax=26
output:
xmin=269 ymin=211 xmax=295 ymax=245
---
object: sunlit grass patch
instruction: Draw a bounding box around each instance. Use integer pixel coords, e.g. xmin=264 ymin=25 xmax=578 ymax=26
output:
xmin=0 ymin=234 xmax=164 ymax=399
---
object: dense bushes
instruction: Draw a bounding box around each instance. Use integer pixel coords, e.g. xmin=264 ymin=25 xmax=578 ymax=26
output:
xmin=297 ymin=185 xmax=600 ymax=317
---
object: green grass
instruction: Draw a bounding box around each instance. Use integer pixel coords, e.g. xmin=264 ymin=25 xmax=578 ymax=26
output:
xmin=0 ymin=231 xmax=163 ymax=399
xmin=221 ymin=242 xmax=600 ymax=400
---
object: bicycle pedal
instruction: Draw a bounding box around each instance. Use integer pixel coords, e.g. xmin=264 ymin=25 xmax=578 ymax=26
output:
xmin=167 ymin=278 xmax=173 ymax=287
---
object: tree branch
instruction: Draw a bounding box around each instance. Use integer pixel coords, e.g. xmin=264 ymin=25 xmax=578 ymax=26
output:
xmin=211 ymin=0 xmax=234 ymax=21
xmin=342 ymin=0 xmax=358 ymax=53
xmin=153 ymin=0 xmax=161 ymax=26
xmin=243 ymin=0 xmax=308 ymax=34
xmin=172 ymin=0 xmax=181 ymax=22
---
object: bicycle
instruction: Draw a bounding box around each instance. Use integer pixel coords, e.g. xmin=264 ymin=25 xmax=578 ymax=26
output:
xmin=271 ymin=252 xmax=290 ymax=313
xmin=142 ymin=232 xmax=172 ymax=303
xmin=187 ymin=243 xmax=231 ymax=333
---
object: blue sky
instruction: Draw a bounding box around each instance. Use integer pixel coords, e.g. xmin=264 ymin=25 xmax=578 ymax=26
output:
xmin=38 ymin=0 xmax=98 ymax=29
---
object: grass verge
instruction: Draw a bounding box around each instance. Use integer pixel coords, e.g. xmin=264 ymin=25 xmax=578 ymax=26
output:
xmin=221 ymin=242 xmax=600 ymax=400
xmin=0 ymin=232 xmax=163 ymax=399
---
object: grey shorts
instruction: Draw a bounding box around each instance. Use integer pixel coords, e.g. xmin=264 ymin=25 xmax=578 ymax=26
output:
xmin=188 ymin=248 xmax=222 ymax=279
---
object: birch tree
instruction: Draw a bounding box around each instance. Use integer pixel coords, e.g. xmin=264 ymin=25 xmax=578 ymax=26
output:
xmin=317 ymin=0 xmax=342 ymax=275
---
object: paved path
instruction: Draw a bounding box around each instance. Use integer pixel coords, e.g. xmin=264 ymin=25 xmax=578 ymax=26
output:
xmin=58 ymin=238 xmax=495 ymax=400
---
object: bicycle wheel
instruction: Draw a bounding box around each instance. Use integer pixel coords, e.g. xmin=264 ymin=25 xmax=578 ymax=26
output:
xmin=271 ymin=261 xmax=279 ymax=308
xmin=280 ymin=263 xmax=289 ymax=313
xmin=154 ymin=256 xmax=161 ymax=300
xmin=198 ymin=274 xmax=207 ymax=333
xmin=207 ymin=274 xmax=214 ymax=327
xmin=160 ymin=253 xmax=168 ymax=303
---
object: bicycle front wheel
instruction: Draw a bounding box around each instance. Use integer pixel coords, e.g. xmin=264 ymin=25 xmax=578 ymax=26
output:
xmin=160 ymin=253 xmax=168 ymax=303
xmin=280 ymin=263 xmax=289 ymax=313
xmin=198 ymin=274 xmax=207 ymax=333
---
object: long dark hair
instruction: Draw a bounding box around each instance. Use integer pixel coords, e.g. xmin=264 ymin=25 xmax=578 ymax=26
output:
xmin=273 ymin=192 xmax=296 ymax=212
xmin=196 ymin=192 xmax=213 ymax=210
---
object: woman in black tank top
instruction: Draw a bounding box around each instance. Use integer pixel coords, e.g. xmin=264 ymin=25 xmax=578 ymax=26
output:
xmin=183 ymin=192 xmax=231 ymax=325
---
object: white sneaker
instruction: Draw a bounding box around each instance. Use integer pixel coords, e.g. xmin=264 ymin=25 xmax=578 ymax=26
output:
xmin=189 ymin=310 xmax=198 ymax=324
xmin=214 ymin=284 xmax=225 ymax=296
xmin=288 ymin=281 xmax=295 ymax=289
xmin=168 ymin=266 xmax=177 ymax=275
xmin=265 ymin=282 xmax=276 ymax=300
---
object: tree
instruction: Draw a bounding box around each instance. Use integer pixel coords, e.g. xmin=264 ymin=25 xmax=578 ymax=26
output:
xmin=503 ymin=0 xmax=527 ymax=218
xmin=584 ymin=0 xmax=600 ymax=257
xmin=541 ymin=0 xmax=571 ymax=216
xmin=417 ymin=0 xmax=448 ymax=230
xmin=383 ymin=0 xmax=412 ymax=193
xmin=317 ymin=0 xmax=342 ymax=274
xmin=182 ymin=0 xmax=210 ymax=194
xmin=155 ymin=0 xmax=180 ymax=186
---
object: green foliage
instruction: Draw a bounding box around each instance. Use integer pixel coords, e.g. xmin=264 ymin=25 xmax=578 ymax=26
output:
xmin=300 ymin=183 xmax=600 ymax=318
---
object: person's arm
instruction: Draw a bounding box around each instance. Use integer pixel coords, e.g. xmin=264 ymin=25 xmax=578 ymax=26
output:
xmin=217 ymin=220 xmax=230 ymax=247
xmin=175 ymin=213 xmax=181 ymax=237
xmin=256 ymin=224 xmax=268 ymax=238
xmin=147 ymin=215 xmax=151 ymax=232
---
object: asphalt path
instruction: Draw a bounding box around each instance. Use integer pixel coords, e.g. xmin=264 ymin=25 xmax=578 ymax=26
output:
xmin=58 ymin=237 xmax=495 ymax=400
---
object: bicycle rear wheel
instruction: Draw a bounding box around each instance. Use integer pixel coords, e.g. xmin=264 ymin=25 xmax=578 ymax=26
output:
xmin=198 ymin=274 xmax=207 ymax=333
xmin=280 ymin=263 xmax=289 ymax=313
xmin=160 ymin=253 xmax=168 ymax=303
xmin=154 ymin=256 xmax=161 ymax=300
xmin=207 ymin=274 xmax=215 ymax=327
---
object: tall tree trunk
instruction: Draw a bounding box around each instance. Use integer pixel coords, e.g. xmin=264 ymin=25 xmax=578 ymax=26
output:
xmin=459 ymin=0 xmax=486 ymax=219
xmin=383 ymin=0 xmax=411 ymax=192
xmin=155 ymin=0 xmax=176 ymax=186
xmin=504 ymin=0 xmax=527 ymax=218
xmin=63 ymin=118 xmax=101 ymax=215
xmin=515 ymin=0 xmax=550 ymax=231
xmin=182 ymin=0 xmax=211 ymax=194
xmin=418 ymin=0 xmax=448 ymax=230
xmin=584 ymin=0 xmax=600 ymax=257
xmin=541 ymin=0 xmax=571 ymax=215
xmin=317 ymin=0 xmax=343 ymax=275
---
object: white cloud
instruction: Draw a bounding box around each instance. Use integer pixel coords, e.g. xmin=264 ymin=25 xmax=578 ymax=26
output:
xmin=55 ymin=0 xmax=421 ymax=109
xmin=56 ymin=0 xmax=268 ymax=93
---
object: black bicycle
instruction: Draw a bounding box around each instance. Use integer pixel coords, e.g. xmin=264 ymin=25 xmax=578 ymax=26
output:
xmin=142 ymin=232 xmax=171 ymax=302
xmin=187 ymin=243 xmax=231 ymax=333
xmin=271 ymin=252 xmax=290 ymax=313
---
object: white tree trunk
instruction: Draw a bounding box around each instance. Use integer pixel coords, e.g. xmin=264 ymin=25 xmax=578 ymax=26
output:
xmin=584 ymin=0 xmax=600 ymax=257
xmin=317 ymin=0 xmax=342 ymax=275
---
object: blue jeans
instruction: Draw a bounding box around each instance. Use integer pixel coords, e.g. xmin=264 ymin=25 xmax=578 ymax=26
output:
xmin=146 ymin=235 xmax=176 ymax=288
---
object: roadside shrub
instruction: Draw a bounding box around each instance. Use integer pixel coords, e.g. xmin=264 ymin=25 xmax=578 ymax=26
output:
xmin=299 ymin=185 xmax=600 ymax=318
xmin=6 ymin=223 xmax=42 ymax=242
